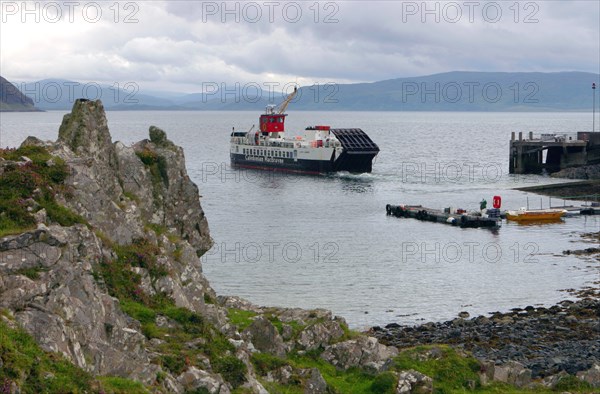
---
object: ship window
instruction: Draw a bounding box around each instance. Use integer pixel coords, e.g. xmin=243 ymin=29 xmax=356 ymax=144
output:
xmin=236 ymin=146 xmax=239 ymax=153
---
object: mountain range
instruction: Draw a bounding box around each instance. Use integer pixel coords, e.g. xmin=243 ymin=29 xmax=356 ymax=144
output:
xmin=0 ymin=76 xmax=40 ymax=112
xmin=2 ymin=71 xmax=599 ymax=112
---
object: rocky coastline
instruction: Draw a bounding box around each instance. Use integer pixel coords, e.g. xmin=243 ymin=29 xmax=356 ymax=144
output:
xmin=372 ymin=291 xmax=599 ymax=383
xmin=0 ymin=99 xmax=598 ymax=393
xmin=371 ymin=238 xmax=600 ymax=391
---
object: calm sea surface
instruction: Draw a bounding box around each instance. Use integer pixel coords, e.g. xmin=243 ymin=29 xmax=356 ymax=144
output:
xmin=2 ymin=110 xmax=599 ymax=328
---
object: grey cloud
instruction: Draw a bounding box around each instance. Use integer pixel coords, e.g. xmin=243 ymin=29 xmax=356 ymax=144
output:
xmin=1 ymin=0 xmax=598 ymax=91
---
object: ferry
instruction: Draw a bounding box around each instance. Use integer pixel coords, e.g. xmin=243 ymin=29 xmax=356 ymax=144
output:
xmin=230 ymin=88 xmax=380 ymax=174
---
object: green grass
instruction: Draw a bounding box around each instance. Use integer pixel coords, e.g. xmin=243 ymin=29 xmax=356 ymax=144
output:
xmin=0 ymin=314 xmax=151 ymax=393
xmin=122 ymin=191 xmax=140 ymax=203
xmin=251 ymin=353 xmax=290 ymax=376
xmin=0 ymin=146 xmax=86 ymax=237
xmin=369 ymin=371 xmax=397 ymax=393
xmin=0 ymin=318 xmax=93 ymax=393
xmin=392 ymin=345 xmax=594 ymax=393
xmin=336 ymin=321 xmax=361 ymax=343
xmin=227 ymin=308 xmax=258 ymax=331
xmin=287 ymin=351 xmax=378 ymax=394
xmin=145 ymin=223 xmax=168 ymax=237
xmin=212 ymin=356 xmax=247 ymax=388
xmin=97 ymin=376 xmax=150 ymax=393
xmin=135 ymin=148 xmax=169 ymax=188
xmin=394 ymin=345 xmax=481 ymax=393
xmin=14 ymin=267 xmax=44 ymax=280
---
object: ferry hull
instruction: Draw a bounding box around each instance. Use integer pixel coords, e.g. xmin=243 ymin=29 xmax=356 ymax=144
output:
xmin=230 ymin=151 xmax=377 ymax=174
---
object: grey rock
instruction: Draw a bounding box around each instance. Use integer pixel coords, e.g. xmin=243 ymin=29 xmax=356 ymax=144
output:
xmin=303 ymin=368 xmax=327 ymax=394
xmin=542 ymin=371 xmax=569 ymax=388
xmin=281 ymin=324 xmax=294 ymax=341
xmin=576 ymin=363 xmax=600 ymax=388
xmin=177 ymin=366 xmax=231 ymax=394
xmin=321 ymin=336 xmax=398 ymax=372
xmin=552 ymin=164 xmax=600 ymax=179
xmin=0 ymin=225 xmax=159 ymax=384
xmin=492 ymin=361 xmax=532 ymax=388
xmin=244 ymin=316 xmax=286 ymax=357
xmin=265 ymin=365 xmax=293 ymax=384
xmin=297 ymin=320 xmax=344 ymax=351
xmin=33 ymin=208 xmax=47 ymax=224
xmin=149 ymin=125 xmax=172 ymax=147
xmin=396 ymin=369 xmax=433 ymax=393
xmin=218 ymin=295 xmax=262 ymax=313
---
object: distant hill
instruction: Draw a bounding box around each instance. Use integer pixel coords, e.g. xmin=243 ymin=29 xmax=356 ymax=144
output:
xmin=292 ymin=71 xmax=600 ymax=111
xmin=16 ymin=71 xmax=600 ymax=112
xmin=0 ymin=76 xmax=40 ymax=112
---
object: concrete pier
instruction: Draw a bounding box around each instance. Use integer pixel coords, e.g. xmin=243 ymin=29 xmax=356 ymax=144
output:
xmin=509 ymin=132 xmax=600 ymax=174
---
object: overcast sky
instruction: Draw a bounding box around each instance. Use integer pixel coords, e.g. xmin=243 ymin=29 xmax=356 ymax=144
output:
xmin=1 ymin=0 xmax=599 ymax=92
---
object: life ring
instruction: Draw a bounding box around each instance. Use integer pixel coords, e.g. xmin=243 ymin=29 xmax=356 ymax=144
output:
xmin=261 ymin=123 xmax=267 ymax=132
xmin=493 ymin=195 xmax=501 ymax=209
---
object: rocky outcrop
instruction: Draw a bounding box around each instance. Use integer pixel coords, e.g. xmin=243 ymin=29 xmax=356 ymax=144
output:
xmin=396 ymin=370 xmax=433 ymax=393
xmin=297 ymin=320 xmax=345 ymax=351
xmin=53 ymin=99 xmax=211 ymax=254
xmin=0 ymin=99 xmax=220 ymax=391
xmin=551 ymin=164 xmax=600 ymax=179
xmin=177 ymin=367 xmax=231 ymax=393
xmin=577 ymin=363 xmax=600 ymax=388
xmin=373 ymin=297 xmax=600 ymax=378
xmin=0 ymin=224 xmax=159 ymax=384
xmin=321 ymin=336 xmax=398 ymax=373
xmin=479 ymin=361 xmax=531 ymax=388
xmin=243 ymin=316 xmax=286 ymax=357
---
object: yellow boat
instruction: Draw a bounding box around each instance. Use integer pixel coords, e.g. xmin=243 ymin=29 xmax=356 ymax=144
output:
xmin=505 ymin=208 xmax=566 ymax=222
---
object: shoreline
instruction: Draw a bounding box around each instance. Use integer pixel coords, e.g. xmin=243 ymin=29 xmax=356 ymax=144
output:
xmin=515 ymin=180 xmax=600 ymax=201
xmin=369 ymin=235 xmax=600 ymax=385
xmin=370 ymin=288 xmax=599 ymax=378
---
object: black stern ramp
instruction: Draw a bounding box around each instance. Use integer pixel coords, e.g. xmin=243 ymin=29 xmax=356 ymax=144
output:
xmin=330 ymin=128 xmax=380 ymax=173
xmin=330 ymin=128 xmax=380 ymax=154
